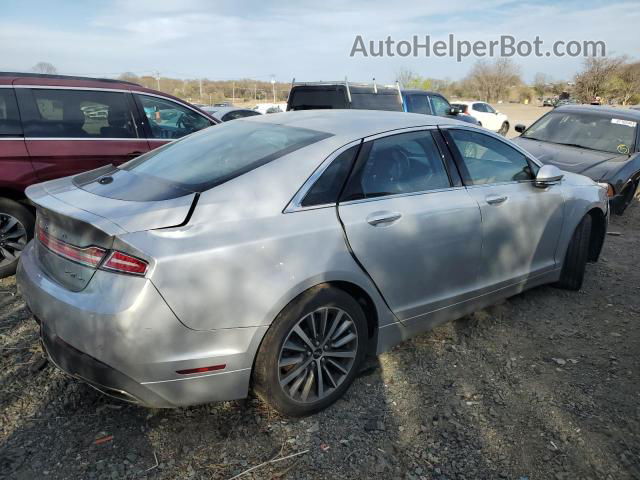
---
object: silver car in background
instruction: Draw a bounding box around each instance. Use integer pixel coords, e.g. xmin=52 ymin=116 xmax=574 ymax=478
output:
xmin=17 ymin=110 xmax=608 ymax=416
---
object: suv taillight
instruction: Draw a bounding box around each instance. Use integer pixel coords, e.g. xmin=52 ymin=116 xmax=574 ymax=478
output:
xmin=37 ymin=226 xmax=148 ymax=276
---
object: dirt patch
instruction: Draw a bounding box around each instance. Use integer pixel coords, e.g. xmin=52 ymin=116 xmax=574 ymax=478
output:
xmin=1 ymin=201 xmax=639 ymax=480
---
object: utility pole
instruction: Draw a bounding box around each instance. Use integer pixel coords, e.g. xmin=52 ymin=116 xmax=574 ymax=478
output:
xmin=154 ymin=71 xmax=160 ymax=90
xmin=254 ymin=84 xmax=257 ymax=101
xmin=232 ymin=82 xmax=235 ymax=104
xmin=199 ymin=78 xmax=203 ymax=101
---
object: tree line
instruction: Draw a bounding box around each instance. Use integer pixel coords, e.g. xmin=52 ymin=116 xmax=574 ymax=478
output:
xmin=30 ymin=57 xmax=640 ymax=106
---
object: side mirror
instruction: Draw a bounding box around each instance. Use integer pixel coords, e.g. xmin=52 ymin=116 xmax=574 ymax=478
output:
xmin=535 ymin=164 xmax=564 ymax=187
xmin=448 ymin=107 xmax=461 ymax=115
xmin=514 ymin=124 xmax=526 ymax=133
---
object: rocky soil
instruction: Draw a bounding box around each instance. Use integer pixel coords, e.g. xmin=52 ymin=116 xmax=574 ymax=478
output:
xmin=1 ymin=201 xmax=639 ymax=480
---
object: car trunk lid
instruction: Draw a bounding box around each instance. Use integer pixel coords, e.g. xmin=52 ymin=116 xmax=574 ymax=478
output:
xmin=26 ymin=170 xmax=196 ymax=291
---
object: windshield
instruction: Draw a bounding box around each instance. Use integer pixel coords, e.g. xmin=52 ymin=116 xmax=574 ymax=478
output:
xmin=522 ymin=111 xmax=637 ymax=154
xmin=122 ymin=120 xmax=332 ymax=191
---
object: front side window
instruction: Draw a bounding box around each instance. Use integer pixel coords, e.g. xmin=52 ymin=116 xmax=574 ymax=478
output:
xmin=449 ymin=129 xmax=534 ymax=185
xmin=0 ymin=89 xmax=22 ymax=136
xmin=343 ymin=131 xmax=450 ymax=200
xmin=430 ymin=95 xmax=451 ymax=116
xmin=21 ymin=89 xmax=138 ymax=138
xmin=137 ymin=94 xmax=212 ymax=139
xmin=122 ymin=120 xmax=331 ymax=191
xmin=405 ymin=94 xmax=431 ymax=115
xmin=522 ymin=111 xmax=637 ymax=154
xmin=473 ymin=103 xmax=487 ymax=113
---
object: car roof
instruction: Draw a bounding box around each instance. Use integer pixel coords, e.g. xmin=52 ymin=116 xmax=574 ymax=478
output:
xmin=0 ymin=71 xmax=140 ymax=88
xmin=554 ymin=104 xmax=640 ymax=121
xmin=401 ymin=89 xmax=444 ymax=96
xmin=241 ymin=109 xmax=462 ymax=138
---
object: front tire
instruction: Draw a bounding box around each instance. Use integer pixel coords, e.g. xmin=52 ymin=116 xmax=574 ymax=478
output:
xmin=253 ymin=285 xmax=368 ymax=417
xmin=556 ymin=215 xmax=591 ymax=291
xmin=0 ymin=198 xmax=34 ymax=278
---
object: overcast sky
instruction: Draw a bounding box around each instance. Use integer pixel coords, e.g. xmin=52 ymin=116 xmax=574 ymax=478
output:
xmin=1 ymin=0 xmax=638 ymax=84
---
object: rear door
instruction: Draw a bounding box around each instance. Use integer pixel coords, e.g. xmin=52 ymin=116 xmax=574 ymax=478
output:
xmin=0 ymin=87 xmax=32 ymax=193
xmin=15 ymin=87 xmax=149 ymax=182
xmin=443 ymin=127 xmax=564 ymax=287
xmin=337 ymin=128 xmax=482 ymax=322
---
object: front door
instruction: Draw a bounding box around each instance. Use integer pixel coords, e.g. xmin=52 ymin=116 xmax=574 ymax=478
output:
xmin=444 ymin=127 xmax=565 ymax=288
xmin=337 ymin=129 xmax=483 ymax=322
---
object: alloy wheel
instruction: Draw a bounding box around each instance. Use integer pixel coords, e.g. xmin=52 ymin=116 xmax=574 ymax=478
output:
xmin=278 ymin=307 xmax=358 ymax=404
xmin=0 ymin=214 xmax=27 ymax=267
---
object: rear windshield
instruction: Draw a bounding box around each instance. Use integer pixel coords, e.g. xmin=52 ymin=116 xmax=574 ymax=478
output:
xmin=122 ymin=120 xmax=332 ymax=191
xmin=288 ymin=87 xmax=348 ymax=110
xmin=350 ymin=92 xmax=402 ymax=111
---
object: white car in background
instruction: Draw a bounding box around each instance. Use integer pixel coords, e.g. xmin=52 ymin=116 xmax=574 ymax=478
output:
xmin=452 ymin=101 xmax=510 ymax=135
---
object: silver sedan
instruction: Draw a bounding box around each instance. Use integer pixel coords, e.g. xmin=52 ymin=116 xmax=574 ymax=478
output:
xmin=17 ymin=110 xmax=608 ymax=416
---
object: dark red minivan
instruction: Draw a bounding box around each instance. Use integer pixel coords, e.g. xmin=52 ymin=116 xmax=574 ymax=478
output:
xmin=0 ymin=72 xmax=217 ymax=277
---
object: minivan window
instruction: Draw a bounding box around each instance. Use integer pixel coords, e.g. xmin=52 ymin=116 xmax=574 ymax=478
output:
xmin=136 ymin=94 xmax=212 ymax=140
xmin=21 ymin=89 xmax=138 ymax=138
xmin=122 ymin=120 xmax=332 ymax=191
xmin=0 ymin=89 xmax=22 ymax=136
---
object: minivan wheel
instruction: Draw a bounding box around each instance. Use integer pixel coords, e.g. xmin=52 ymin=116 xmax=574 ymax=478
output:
xmin=253 ymin=285 xmax=367 ymax=417
xmin=0 ymin=199 xmax=34 ymax=278
xmin=555 ymin=214 xmax=591 ymax=291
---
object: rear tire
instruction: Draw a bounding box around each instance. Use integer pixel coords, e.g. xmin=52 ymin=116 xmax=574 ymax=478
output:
xmin=555 ymin=215 xmax=591 ymax=291
xmin=0 ymin=198 xmax=34 ymax=278
xmin=253 ymin=285 xmax=368 ymax=417
xmin=611 ymin=180 xmax=638 ymax=215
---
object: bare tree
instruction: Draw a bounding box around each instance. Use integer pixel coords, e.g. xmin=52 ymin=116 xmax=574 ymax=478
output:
xmin=533 ymin=72 xmax=550 ymax=98
xmin=118 ymin=72 xmax=140 ymax=84
xmin=31 ymin=62 xmax=58 ymax=74
xmin=573 ymin=56 xmax=625 ymax=102
xmin=396 ymin=68 xmax=419 ymax=88
xmin=465 ymin=58 xmax=521 ymax=102
xmin=609 ymin=62 xmax=640 ymax=105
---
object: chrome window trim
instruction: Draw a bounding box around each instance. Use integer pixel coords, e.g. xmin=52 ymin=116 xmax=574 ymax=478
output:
xmin=0 ymin=137 xmax=24 ymax=140
xmin=339 ymin=186 xmax=465 ymax=207
xmin=0 ymin=85 xmax=13 ymax=88
xmin=284 ymin=139 xmax=362 ymax=214
xmin=23 ymin=137 xmax=149 ymax=141
xmin=439 ymin=123 xmax=543 ymax=168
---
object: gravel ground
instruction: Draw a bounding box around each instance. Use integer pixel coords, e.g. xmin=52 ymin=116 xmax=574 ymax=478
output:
xmin=1 ymin=200 xmax=639 ymax=480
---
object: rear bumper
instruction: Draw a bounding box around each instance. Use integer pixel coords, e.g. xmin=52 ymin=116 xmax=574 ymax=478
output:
xmin=17 ymin=241 xmax=267 ymax=408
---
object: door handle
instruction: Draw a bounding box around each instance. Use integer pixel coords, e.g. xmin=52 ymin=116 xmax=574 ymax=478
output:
xmin=366 ymin=211 xmax=402 ymax=226
xmin=486 ymin=194 xmax=507 ymax=205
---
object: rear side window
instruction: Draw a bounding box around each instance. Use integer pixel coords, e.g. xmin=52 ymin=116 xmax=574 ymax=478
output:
xmin=136 ymin=94 xmax=212 ymax=139
xmin=343 ymin=131 xmax=450 ymax=200
xmin=301 ymin=145 xmax=359 ymax=207
xmin=350 ymin=92 xmax=403 ymax=111
xmin=19 ymin=89 xmax=139 ymax=138
xmin=287 ymin=87 xmax=348 ymax=110
xmin=405 ymin=94 xmax=432 ymax=115
xmin=123 ymin=120 xmax=332 ymax=191
xmin=0 ymin=89 xmax=22 ymax=136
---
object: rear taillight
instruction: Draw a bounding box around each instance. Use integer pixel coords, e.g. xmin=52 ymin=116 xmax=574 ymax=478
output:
xmin=37 ymin=226 xmax=106 ymax=268
xmin=37 ymin=225 xmax=148 ymax=276
xmin=101 ymin=251 xmax=149 ymax=276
